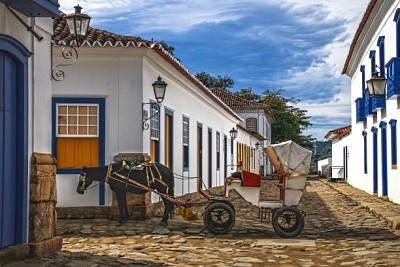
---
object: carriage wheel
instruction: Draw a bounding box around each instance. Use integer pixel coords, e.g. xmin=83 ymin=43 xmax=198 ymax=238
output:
xmin=203 ymin=202 xmax=235 ymax=235
xmin=272 ymin=206 xmax=304 ymax=238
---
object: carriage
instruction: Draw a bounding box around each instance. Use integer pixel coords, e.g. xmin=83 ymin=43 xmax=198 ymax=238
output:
xmin=77 ymin=141 xmax=312 ymax=238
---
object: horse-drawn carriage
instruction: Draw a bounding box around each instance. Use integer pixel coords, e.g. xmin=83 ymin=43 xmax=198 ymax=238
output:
xmin=77 ymin=141 xmax=312 ymax=238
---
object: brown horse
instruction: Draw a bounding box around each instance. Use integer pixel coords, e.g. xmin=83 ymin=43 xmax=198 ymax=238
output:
xmin=77 ymin=161 xmax=175 ymax=226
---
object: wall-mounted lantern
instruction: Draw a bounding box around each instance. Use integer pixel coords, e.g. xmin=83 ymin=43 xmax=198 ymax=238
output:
xmin=142 ymin=76 xmax=168 ymax=130
xmin=52 ymin=5 xmax=91 ymax=81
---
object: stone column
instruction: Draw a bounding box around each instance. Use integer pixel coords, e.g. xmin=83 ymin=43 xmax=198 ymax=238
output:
xmin=112 ymin=153 xmax=154 ymax=219
xmin=29 ymin=153 xmax=62 ymax=256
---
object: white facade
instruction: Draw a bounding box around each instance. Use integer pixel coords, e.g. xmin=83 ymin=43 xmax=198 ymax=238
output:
xmin=52 ymin=45 xmax=242 ymax=207
xmin=1 ymin=0 xmax=59 ymax=248
xmin=330 ymin=136 xmax=350 ymax=179
xmin=343 ymin=0 xmax=400 ymax=203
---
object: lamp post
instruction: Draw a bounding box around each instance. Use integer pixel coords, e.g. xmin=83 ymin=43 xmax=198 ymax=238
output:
xmin=142 ymin=76 xmax=168 ymax=130
xmin=366 ymin=72 xmax=386 ymax=97
xmin=229 ymin=127 xmax=238 ymax=170
xmin=52 ymin=5 xmax=91 ymax=81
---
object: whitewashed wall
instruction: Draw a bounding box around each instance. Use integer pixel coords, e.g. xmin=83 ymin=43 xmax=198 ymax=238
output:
xmin=143 ymin=52 xmax=240 ymax=200
xmin=331 ymin=136 xmax=350 ymax=179
xmin=347 ymin=1 xmax=400 ymax=203
xmin=53 ymin=46 xmax=241 ymax=206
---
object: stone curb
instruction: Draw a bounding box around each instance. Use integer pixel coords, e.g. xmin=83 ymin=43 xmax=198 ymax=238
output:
xmin=320 ymin=179 xmax=400 ymax=232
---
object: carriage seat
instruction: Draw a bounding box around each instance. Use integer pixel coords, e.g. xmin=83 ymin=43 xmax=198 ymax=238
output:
xmin=226 ymin=171 xmax=261 ymax=187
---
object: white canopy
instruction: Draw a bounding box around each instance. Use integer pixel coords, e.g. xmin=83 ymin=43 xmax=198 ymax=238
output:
xmin=270 ymin=140 xmax=312 ymax=178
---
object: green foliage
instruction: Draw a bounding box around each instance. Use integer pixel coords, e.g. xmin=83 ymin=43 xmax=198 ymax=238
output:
xmin=234 ymin=88 xmax=315 ymax=149
xmin=159 ymin=40 xmax=180 ymax=62
xmin=195 ymin=71 xmax=235 ymax=90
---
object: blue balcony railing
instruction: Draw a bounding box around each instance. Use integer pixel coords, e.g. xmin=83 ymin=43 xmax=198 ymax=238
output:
xmin=371 ymin=96 xmax=385 ymax=111
xmin=386 ymin=57 xmax=400 ymax=99
xmin=364 ymin=90 xmax=373 ymax=116
xmin=355 ymin=98 xmax=366 ymax=123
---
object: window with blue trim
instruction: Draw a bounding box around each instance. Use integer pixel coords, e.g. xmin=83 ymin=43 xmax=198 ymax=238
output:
xmin=369 ymin=50 xmax=376 ymax=75
xmin=183 ymin=116 xmax=189 ymax=170
xmin=362 ymin=131 xmax=367 ymax=174
xmin=52 ymin=98 xmax=105 ymax=174
xmin=390 ymin=119 xmax=397 ymax=169
xmin=377 ymin=36 xmax=385 ymax=76
xmin=394 ymin=8 xmax=400 ymax=57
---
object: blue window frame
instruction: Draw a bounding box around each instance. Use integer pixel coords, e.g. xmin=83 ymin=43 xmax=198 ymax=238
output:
xmin=182 ymin=116 xmax=189 ymax=170
xmin=369 ymin=50 xmax=376 ymax=75
xmin=390 ymin=119 xmax=397 ymax=169
xmin=377 ymin=36 xmax=385 ymax=76
xmin=394 ymin=8 xmax=400 ymax=57
xmin=362 ymin=131 xmax=368 ymax=174
xmin=52 ymin=98 xmax=105 ymax=175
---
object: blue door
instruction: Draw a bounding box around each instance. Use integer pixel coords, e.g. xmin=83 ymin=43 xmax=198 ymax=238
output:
xmin=0 ymin=35 xmax=30 ymax=248
xmin=380 ymin=122 xmax=388 ymax=196
xmin=371 ymin=127 xmax=378 ymax=194
xmin=0 ymin=51 xmax=18 ymax=248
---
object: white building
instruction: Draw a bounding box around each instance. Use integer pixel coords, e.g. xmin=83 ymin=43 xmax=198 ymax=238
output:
xmin=51 ymin=13 xmax=264 ymax=209
xmin=211 ymin=88 xmax=274 ymax=176
xmin=342 ymin=0 xmax=400 ymax=203
xmin=0 ymin=0 xmax=60 ymax=250
xmin=325 ymin=125 xmax=351 ymax=180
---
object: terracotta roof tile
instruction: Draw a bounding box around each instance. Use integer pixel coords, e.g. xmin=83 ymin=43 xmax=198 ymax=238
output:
xmin=211 ymin=88 xmax=275 ymax=122
xmin=342 ymin=0 xmax=377 ymax=75
xmin=324 ymin=125 xmax=351 ymax=140
xmin=52 ymin=13 xmax=242 ymax=122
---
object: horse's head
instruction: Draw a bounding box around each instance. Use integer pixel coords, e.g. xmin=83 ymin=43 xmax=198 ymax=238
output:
xmin=77 ymin=167 xmax=92 ymax=194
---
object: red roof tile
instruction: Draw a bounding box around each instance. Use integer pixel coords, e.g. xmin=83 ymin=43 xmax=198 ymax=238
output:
xmin=211 ymin=88 xmax=275 ymax=122
xmin=52 ymin=13 xmax=242 ymax=121
xmin=342 ymin=0 xmax=377 ymax=75
xmin=324 ymin=125 xmax=351 ymax=140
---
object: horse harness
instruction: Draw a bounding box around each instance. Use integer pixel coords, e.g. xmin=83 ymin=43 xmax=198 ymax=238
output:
xmin=106 ymin=162 xmax=170 ymax=194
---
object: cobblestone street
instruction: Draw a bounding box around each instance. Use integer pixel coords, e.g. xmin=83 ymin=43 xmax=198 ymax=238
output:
xmin=6 ymin=177 xmax=400 ymax=267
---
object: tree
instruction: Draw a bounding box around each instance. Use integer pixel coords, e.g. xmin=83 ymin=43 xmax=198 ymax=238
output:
xmin=234 ymin=88 xmax=315 ymax=149
xmin=195 ymin=71 xmax=234 ymax=90
xmin=159 ymin=40 xmax=180 ymax=62
xmin=263 ymin=89 xmax=315 ymax=149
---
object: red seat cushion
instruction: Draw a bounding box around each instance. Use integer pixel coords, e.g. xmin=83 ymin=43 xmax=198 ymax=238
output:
xmin=241 ymin=170 xmax=261 ymax=187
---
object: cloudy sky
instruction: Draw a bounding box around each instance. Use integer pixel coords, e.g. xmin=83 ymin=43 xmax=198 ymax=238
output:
xmin=59 ymin=0 xmax=369 ymax=140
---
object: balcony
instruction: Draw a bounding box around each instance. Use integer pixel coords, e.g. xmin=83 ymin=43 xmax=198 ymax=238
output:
xmin=364 ymin=90 xmax=374 ymax=116
xmin=355 ymin=98 xmax=366 ymax=123
xmin=386 ymin=57 xmax=400 ymax=99
xmin=371 ymin=96 xmax=386 ymax=112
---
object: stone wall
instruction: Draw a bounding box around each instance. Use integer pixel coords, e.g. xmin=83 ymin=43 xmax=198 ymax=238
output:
xmin=112 ymin=153 xmax=154 ymax=220
xmin=29 ymin=153 xmax=62 ymax=256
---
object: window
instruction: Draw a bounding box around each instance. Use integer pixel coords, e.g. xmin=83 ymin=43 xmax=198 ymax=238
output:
xmin=369 ymin=50 xmax=376 ymax=76
xmin=216 ymin=132 xmax=220 ymax=170
xmin=390 ymin=119 xmax=397 ymax=169
xmin=150 ymin=103 xmax=160 ymax=163
xmin=377 ymin=36 xmax=385 ymax=76
xmin=362 ymin=131 xmax=367 ymax=174
xmin=246 ymin=118 xmax=257 ymax=132
xmin=150 ymin=104 xmax=160 ymax=140
xmin=52 ymin=98 xmax=105 ymax=173
xmin=183 ymin=117 xmax=189 ymax=169
xmin=394 ymin=8 xmax=400 ymax=57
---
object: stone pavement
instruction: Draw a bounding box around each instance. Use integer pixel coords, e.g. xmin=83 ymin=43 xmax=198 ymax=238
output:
xmin=3 ymin=177 xmax=400 ymax=267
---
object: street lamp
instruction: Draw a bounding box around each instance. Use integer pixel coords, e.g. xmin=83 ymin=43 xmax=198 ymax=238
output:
xmin=52 ymin=5 xmax=91 ymax=81
xmin=142 ymin=76 xmax=168 ymax=130
xmin=65 ymin=5 xmax=92 ymax=47
xmin=366 ymin=72 xmax=386 ymax=97
xmin=255 ymin=142 xmax=260 ymax=150
xmin=228 ymin=127 xmax=238 ymax=170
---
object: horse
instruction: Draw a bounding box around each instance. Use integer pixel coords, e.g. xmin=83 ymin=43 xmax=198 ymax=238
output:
xmin=76 ymin=161 xmax=175 ymax=226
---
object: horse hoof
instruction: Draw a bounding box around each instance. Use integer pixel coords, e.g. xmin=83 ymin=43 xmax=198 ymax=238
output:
xmin=115 ymin=222 xmax=122 ymax=226
xmin=159 ymin=221 xmax=168 ymax=226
